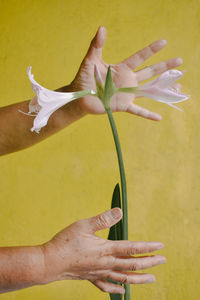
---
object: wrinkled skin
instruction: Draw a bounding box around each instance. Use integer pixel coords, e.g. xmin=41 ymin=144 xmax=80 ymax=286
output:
xmin=66 ymin=26 xmax=182 ymax=120
xmin=42 ymin=208 xmax=166 ymax=294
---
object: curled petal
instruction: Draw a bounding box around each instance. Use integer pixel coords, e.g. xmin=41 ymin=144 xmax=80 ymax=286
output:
xmin=27 ymin=67 xmax=95 ymax=133
xmin=141 ymin=70 xmax=185 ymax=89
xmin=29 ymin=97 xmax=41 ymax=113
xmin=94 ymin=65 xmax=104 ymax=88
xmin=94 ymin=65 xmax=104 ymax=100
xmin=136 ymin=87 xmax=189 ymax=103
xmin=134 ymin=69 xmax=189 ymax=110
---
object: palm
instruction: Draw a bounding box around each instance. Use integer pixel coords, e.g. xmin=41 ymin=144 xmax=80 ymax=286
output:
xmin=71 ymin=27 xmax=182 ymax=121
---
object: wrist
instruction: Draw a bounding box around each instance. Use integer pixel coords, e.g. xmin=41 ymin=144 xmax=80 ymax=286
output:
xmin=0 ymin=246 xmax=46 ymax=292
xmin=24 ymin=245 xmax=46 ymax=286
xmin=39 ymin=241 xmax=63 ymax=285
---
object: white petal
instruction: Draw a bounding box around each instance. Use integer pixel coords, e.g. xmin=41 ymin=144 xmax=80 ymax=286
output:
xmin=94 ymin=65 xmax=103 ymax=87
xmin=27 ymin=66 xmax=82 ymax=105
xmin=136 ymin=86 xmax=189 ymax=103
xmin=140 ymin=70 xmax=185 ymax=89
xmin=166 ymin=103 xmax=183 ymax=111
xmin=27 ymin=67 xmax=94 ymax=133
xmin=29 ymin=97 xmax=41 ymax=113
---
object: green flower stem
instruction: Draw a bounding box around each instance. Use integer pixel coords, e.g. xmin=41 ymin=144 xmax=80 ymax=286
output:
xmin=106 ymin=107 xmax=130 ymax=300
xmin=106 ymin=107 xmax=128 ymax=239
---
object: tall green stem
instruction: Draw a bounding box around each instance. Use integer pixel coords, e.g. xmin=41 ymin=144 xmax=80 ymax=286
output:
xmin=106 ymin=108 xmax=128 ymax=239
xmin=106 ymin=107 xmax=130 ymax=299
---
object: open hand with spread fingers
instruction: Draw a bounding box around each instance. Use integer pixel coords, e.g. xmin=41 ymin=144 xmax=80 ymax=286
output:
xmin=66 ymin=26 xmax=183 ymax=121
xmin=41 ymin=208 xmax=166 ymax=294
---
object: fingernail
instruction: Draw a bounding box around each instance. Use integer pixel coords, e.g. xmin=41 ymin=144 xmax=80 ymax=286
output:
xmin=147 ymin=277 xmax=155 ymax=283
xmin=99 ymin=26 xmax=105 ymax=33
xmin=155 ymin=243 xmax=164 ymax=250
xmin=111 ymin=208 xmax=122 ymax=219
xmin=159 ymin=39 xmax=167 ymax=46
xmin=176 ymin=57 xmax=183 ymax=65
xmin=151 ymin=113 xmax=162 ymax=121
xmin=157 ymin=255 xmax=167 ymax=264
xmin=154 ymin=114 xmax=162 ymax=121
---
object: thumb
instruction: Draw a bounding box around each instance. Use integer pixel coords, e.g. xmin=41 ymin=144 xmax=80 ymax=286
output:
xmin=87 ymin=208 xmax=122 ymax=233
xmin=86 ymin=26 xmax=107 ymax=59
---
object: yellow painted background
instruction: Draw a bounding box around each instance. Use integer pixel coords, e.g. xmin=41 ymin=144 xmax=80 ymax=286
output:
xmin=0 ymin=0 xmax=199 ymax=299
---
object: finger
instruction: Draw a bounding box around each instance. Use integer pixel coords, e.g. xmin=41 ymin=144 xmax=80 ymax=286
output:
xmin=127 ymin=103 xmax=162 ymax=121
xmin=107 ymin=271 xmax=155 ymax=284
xmin=85 ymin=26 xmax=107 ymax=60
xmin=107 ymin=241 xmax=164 ymax=256
xmin=84 ymin=208 xmax=122 ymax=233
xmin=91 ymin=279 xmax=125 ymax=294
xmin=109 ymin=255 xmax=166 ymax=272
xmin=122 ymin=39 xmax=167 ymax=70
xmin=136 ymin=57 xmax=183 ymax=82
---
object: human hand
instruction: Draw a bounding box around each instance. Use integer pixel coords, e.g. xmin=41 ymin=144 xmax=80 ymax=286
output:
xmin=67 ymin=26 xmax=183 ymax=121
xmin=41 ymin=208 xmax=166 ymax=294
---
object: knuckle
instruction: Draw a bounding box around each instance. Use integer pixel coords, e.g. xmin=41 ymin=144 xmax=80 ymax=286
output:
xmin=109 ymin=256 xmax=116 ymax=267
xmin=130 ymin=263 xmax=138 ymax=271
xmin=121 ymin=275 xmax=128 ymax=284
xmin=101 ymin=256 xmax=114 ymax=268
xmin=128 ymin=245 xmax=141 ymax=255
xmin=96 ymin=214 xmax=110 ymax=228
xmin=124 ymin=249 xmax=132 ymax=256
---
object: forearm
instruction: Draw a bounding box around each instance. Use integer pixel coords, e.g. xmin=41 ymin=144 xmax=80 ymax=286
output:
xmin=0 ymin=86 xmax=86 ymax=155
xmin=0 ymin=245 xmax=44 ymax=293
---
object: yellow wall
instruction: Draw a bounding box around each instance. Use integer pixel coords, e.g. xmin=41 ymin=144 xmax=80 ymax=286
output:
xmin=0 ymin=0 xmax=199 ymax=299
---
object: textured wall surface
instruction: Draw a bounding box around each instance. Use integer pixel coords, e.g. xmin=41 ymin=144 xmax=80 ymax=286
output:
xmin=0 ymin=0 xmax=199 ymax=299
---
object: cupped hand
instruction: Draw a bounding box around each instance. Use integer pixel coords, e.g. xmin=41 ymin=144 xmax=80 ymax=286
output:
xmin=41 ymin=208 xmax=166 ymax=294
xmin=69 ymin=26 xmax=183 ymax=121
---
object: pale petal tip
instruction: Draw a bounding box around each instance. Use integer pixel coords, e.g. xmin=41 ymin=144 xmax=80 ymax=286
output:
xmin=184 ymin=94 xmax=190 ymax=100
xmin=27 ymin=66 xmax=32 ymax=74
xmin=30 ymin=126 xmax=40 ymax=134
xmin=94 ymin=65 xmax=103 ymax=84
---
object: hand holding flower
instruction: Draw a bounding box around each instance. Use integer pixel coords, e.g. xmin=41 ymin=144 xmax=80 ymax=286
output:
xmin=61 ymin=26 xmax=185 ymax=119
xmin=0 ymin=26 xmax=188 ymax=153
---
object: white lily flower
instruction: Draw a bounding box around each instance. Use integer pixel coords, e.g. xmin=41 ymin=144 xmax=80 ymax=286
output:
xmin=26 ymin=67 xmax=95 ymax=133
xmin=94 ymin=65 xmax=189 ymax=112
xmin=134 ymin=69 xmax=189 ymax=111
xmin=24 ymin=66 xmax=189 ymax=133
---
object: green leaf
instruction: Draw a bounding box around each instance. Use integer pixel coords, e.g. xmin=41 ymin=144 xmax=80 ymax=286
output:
xmin=103 ymin=66 xmax=116 ymax=109
xmin=108 ymin=184 xmax=123 ymax=300
xmin=108 ymin=183 xmax=122 ymax=241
